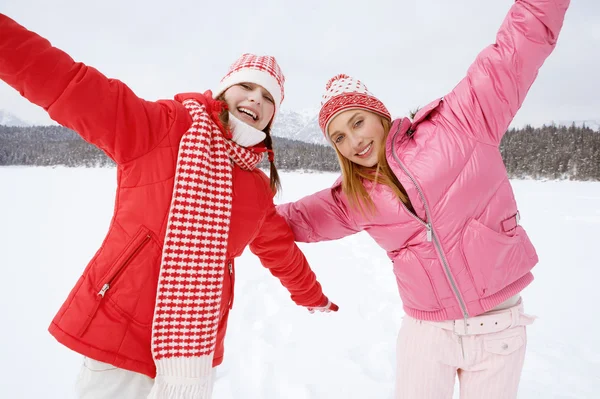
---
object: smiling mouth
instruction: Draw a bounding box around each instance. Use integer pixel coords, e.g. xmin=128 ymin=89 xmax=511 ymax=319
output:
xmin=356 ymin=142 xmax=373 ymax=157
xmin=238 ymin=107 xmax=258 ymax=121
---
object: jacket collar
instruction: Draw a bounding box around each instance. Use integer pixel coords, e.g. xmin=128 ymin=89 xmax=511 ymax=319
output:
xmin=387 ymin=97 xmax=444 ymax=149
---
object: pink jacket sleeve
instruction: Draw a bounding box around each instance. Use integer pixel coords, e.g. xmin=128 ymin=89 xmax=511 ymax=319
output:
xmin=276 ymin=185 xmax=360 ymax=243
xmin=441 ymin=0 xmax=570 ymax=145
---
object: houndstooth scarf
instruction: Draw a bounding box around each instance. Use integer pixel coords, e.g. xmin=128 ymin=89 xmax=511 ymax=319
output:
xmin=148 ymin=92 xmax=264 ymax=398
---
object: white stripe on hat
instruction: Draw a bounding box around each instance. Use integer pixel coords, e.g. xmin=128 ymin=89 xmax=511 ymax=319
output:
xmin=214 ymin=68 xmax=282 ymax=113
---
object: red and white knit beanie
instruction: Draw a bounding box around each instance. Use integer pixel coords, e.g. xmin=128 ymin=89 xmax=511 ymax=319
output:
xmin=318 ymin=74 xmax=391 ymax=139
xmin=213 ymin=53 xmax=285 ymax=114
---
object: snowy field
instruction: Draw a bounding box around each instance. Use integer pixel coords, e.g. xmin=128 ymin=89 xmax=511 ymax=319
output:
xmin=0 ymin=167 xmax=599 ymax=399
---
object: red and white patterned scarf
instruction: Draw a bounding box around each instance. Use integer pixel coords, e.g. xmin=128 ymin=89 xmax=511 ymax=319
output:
xmin=148 ymin=94 xmax=263 ymax=398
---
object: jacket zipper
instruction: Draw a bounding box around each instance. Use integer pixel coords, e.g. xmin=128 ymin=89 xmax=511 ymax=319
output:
xmin=98 ymin=234 xmax=152 ymax=297
xmin=228 ymin=260 xmax=235 ymax=309
xmin=391 ymin=124 xmax=469 ymax=318
xmin=77 ymin=234 xmax=152 ymax=336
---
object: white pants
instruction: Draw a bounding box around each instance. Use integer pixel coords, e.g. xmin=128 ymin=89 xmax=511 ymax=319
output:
xmin=395 ymin=303 xmax=535 ymax=399
xmin=75 ymin=358 xmax=216 ymax=399
xmin=75 ymin=358 xmax=153 ymax=399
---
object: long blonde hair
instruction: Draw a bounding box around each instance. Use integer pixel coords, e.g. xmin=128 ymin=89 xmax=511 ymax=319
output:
xmin=333 ymin=116 xmax=413 ymax=216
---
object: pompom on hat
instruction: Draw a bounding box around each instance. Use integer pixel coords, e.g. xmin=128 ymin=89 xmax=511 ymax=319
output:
xmin=318 ymin=74 xmax=391 ymax=139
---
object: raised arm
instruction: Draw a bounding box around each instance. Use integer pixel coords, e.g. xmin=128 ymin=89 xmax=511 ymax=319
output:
xmin=277 ymin=185 xmax=360 ymax=243
xmin=441 ymin=0 xmax=570 ymax=145
xmin=0 ymin=14 xmax=181 ymax=163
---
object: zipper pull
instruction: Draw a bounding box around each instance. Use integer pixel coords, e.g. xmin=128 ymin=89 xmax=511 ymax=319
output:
xmin=426 ymin=223 xmax=432 ymax=242
xmin=98 ymin=283 xmax=110 ymax=297
xmin=228 ymin=262 xmax=233 ymax=274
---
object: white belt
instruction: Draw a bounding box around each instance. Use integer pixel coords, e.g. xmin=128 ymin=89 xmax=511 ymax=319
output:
xmin=426 ymin=303 xmax=536 ymax=336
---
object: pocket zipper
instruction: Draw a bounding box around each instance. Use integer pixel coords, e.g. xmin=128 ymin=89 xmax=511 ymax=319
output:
xmin=98 ymin=234 xmax=151 ymax=297
xmin=77 ymin=234 xmax=151 ymax=336
xmin=228 ymin=260 xmax=235 ymax=309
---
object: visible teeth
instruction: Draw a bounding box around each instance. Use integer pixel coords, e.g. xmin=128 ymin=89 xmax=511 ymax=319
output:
xmin=358 ymin=143 xmax=372 ymax=156
xmin=238 ymin=107 xmax=257 ymax=120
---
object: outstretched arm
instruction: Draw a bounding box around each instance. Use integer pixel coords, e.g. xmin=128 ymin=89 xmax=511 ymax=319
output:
xmin=0 ymin=14 xmax=181 ymax=163
xmin=277 ymin=185 xmax=360 ymax=243
xmin=250 ymin=203 xmax=337 ymax=310
xmin=441 ymin=0 xmax=570 ymax=145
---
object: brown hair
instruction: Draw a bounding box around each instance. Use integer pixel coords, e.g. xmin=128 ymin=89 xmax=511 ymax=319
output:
xmin=262 ymin=124 xmax=281 ymax=194
xmin=333 ymin=116 xmax=413 ymax=216
xmin=217 ymin=97 xmax=281 ymax=194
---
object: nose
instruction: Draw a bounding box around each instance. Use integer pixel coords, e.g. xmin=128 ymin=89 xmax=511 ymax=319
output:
xmin=247 ymin=88 xmax=262 ymax=104
xmin=350 ymin=133 xmax=365 ymax=151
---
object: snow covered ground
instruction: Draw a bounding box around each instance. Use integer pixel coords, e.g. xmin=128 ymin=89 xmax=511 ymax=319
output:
xmin=0 ymin=168 xmax=598 ymax=398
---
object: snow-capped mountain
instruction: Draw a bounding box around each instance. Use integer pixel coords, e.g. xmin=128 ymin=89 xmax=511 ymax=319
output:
xmin=271 ymin=110 xmax=327 ymax=145
xmin=293 ymin=115 xmax=328 ymax=145
xmin=0 ymin=110 xmax=30 ymax=127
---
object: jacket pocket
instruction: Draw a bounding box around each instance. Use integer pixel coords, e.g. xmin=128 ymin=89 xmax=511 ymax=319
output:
xmin=81 ymin=357 xmax=118 ymax=372
xmin=392 ymin=247 xmax=442 ymax=311
xmin=461 ymin=218 xmax=538 ymax=298
xmin=97 ymin=226 xmax=160 ymax=326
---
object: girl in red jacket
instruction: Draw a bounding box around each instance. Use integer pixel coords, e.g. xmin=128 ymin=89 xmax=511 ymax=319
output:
xmin=0 ymin=14 xmax=337 ymax=399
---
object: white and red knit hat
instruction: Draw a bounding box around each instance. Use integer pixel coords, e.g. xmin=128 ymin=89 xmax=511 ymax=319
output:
xmin=213 ymin=53 xmax=285 ymax=113
xmin=318 ymin=74 xmax=391 ymax=138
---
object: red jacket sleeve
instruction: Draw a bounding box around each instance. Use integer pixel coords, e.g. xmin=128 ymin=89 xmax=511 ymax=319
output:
xmin=250 ymin=203 xmax=327 ymax=308
xmin=441 ymin=0 xmax=570 ymax=145
xmin=0 ymin=14 xmax=180 ymax=164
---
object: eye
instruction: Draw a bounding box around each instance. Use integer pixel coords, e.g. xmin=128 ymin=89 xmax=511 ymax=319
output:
xmin=240 ymin=83 xmax=252 ymax=90
xmin=264 ymin=95 xmax=274 ymax=104
xmin=334 ymin=135 xmax=344 ymax=144
xmin=353 ymin=119 xmax=363 ymax=128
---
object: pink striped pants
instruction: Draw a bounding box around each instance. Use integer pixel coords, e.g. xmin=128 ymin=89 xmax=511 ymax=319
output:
xmin=395 ymin=303 xmax=535 ymax=399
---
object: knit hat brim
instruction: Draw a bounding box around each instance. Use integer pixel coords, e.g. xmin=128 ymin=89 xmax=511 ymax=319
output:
xmin=213 ymin=69 xmax=283 ymax=114
xmin=319 ymin=93 xmax=391 ymax=140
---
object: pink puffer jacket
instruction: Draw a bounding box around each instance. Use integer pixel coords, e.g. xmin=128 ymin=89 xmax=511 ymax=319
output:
xmin=278 ymin=0 xmax=570 ymax=321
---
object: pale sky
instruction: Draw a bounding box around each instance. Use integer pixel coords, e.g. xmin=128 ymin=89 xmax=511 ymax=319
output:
xmin=1 ymin=0 xmax=599 ymax=127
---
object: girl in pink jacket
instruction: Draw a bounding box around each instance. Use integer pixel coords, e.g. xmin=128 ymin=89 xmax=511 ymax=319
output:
xmin=277 ymin=1 xmax=570 ymax=397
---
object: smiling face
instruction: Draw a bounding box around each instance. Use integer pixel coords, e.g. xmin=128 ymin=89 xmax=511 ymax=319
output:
xmin=328 ymin=109 xmax=387 ymax=168
xmin=223 ymin=82 xmax=276 ymax=131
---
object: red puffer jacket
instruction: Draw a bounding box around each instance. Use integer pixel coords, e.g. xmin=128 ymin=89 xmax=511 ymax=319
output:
xmin=0 ymin=14 xmax=327 ymax=378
